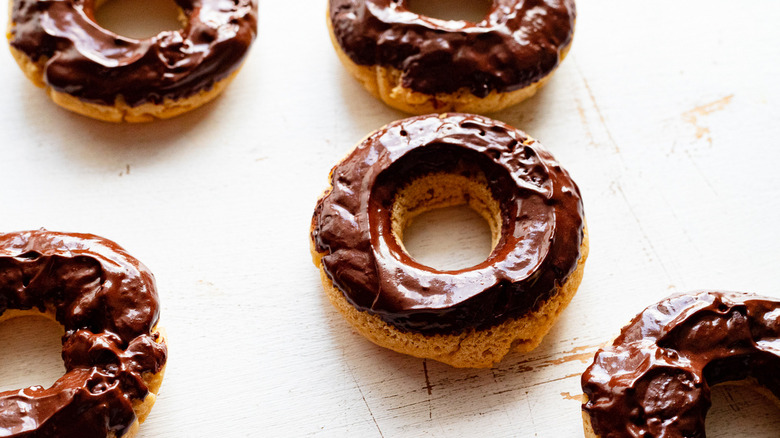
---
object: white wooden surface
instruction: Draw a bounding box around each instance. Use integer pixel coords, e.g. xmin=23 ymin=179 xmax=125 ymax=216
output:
xmin=1 ymin=1 xmax=780 ymax=436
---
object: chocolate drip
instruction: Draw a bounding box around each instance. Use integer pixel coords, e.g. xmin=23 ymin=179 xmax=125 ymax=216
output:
xmin=0 ymin=230 xmax=167 ymax=438
xmin=312 ymin=114 xmax=585 ymax=334
xmin=329 ymin=0 xmax=575 ymax=97
xmin=582 ymin=291 xmax=780 ymax=438
xmin=9 ymin=0 xmax=257 ymax=106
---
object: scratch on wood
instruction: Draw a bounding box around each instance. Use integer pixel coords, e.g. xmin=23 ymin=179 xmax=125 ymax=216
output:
xmin=573 ymin=59 xmax=620 ymax=154
xmin=561 ymin=392 xmax=584 ymax=401
xmin=492 ymin=372 xmax=583 ymax=394
xmin=684 ymin=149 xmax=719 ymax=196
xmin=526 ymin=372 xmax=582 ymax=389
xmin=682 ymin=95 xmax=734 ymax=146
xmin=614 ymin=182 xmax=674 ymax=283
xmin=724 ymin=387 xmax=741 ymax=413
xmin=525 ymin=394 xmax=537 ymax=427
xmin=493 ymin=388 xmax=519 ymax=396
xmin=359 ymin=385 xmax=385 ymax=437
xmin=422 ymin=360 xmax=433 ymax=396
xmin=422 ymin=359 xmax=433 ymax=419
xmin=348 ymin=367 xmax=385 ymax=438
xmin=387 ymin=399 xmax=428 ymax=411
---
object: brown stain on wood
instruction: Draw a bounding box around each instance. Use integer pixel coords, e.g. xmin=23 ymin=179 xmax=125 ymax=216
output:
xmin=483 ymin=344 xmax=602 ymax=384
xmin=575 ymin=97 xmax=597 ymax=149
xmin=561 ymin=391 xmax=584 ymax=401
xmin=545 ymin=352 xmax=595 ymax=367
xmin=682 ymin=95 xmax=734 ymax=145
xmin=513 ymin=343 xmax=601 ymax=371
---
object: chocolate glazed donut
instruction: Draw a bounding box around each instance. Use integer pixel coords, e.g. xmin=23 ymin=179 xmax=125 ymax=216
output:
xmin=7 ymin=0 xmax=257 ymax=122
xmin=311 ymin=113 xmax=588 ymax=367
xmin=0 ymin=230 xmax=167 ymax=437
xmin=328 ymin=0 xmax=576 ymax=114
xmin=581 ymin=291 xmax=780 ymax=438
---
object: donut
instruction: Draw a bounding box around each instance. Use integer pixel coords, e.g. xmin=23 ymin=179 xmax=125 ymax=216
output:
xmin=7 ymin=0 xmax=257 ymax=122
xmin=310 ymin=113 xmax=588 ymax=368
xmin=581 ymin=291 xmax=780 ymax=437
xmin=327 ymin=0 xmax=576 ymax=114
xmin=0 ymin=230 xmax=167 ymax=437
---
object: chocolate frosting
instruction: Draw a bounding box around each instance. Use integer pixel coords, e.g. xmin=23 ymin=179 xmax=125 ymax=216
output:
xmin=0 ymin=230 xmax=167 ymax=437
xmin=581 ymin=291 xmax=780 ymax=438
xmin=329 ymin=0 xmax=575 ymax=97
xmin=311 ymin=113 xmax=585 ymax=334
xmin=9 ymin=0 xmax=257 ymax=106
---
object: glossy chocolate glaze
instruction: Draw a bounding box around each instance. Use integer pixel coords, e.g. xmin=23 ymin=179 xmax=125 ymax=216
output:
xmin=329 ymin=0 xmax=575 ymax=97
xmin=582 ymin=291 xmax=780 ymax=438
xmin=9 ymin=0 xmax=257 ymax=106
xmin=0 ymin=230 xmax=167 ymax=437
xmin=312 ymin=114 xmax=585 ymax=334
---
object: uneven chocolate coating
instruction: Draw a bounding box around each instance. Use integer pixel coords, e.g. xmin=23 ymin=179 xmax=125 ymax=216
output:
xmin=0 ymin=230 xmax=167 ymax=437
xmin=582 ymin=291 xmax=780 ymax=438
xmin=9 ymin=0 xmax=257 ymax=106
xmin=311 ymin=114 xmax=585 ymax=334
xmin=329 ymin=0 xmax=575 ymax=97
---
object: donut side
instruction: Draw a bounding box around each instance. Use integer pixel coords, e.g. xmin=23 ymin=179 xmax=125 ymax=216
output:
xmin=310 ymin=153 xmax=589 ymax=368
xmin=311 ymin=222 xmax=587 ymax=368
xmin=6 ymin=43 xmax=242 ymax=123
xmin=6 ymin=0 xmax=256 ymax=123
xmin=124 ymin=326 xmax=167 ymax=438
xmin=0 ymin=230 xmax=169 ymax=436
xmin=326 ymin=4 xmax=573 ymax=115
xmin=580 ymin=371 xmax=780 ymax=438
xmin=311 ymin=114 xmax=587 ymax=368
xmin=581 ymin=394 xmax=598 ymax=438
xmin=0 ymin=309 xmax=167 ymax=438
xmin=580 ymin=292 xmax=780 ymax=437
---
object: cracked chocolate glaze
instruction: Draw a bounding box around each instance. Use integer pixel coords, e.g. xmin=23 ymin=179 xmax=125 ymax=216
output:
xmin=581 ymin=291 xmax=780 ymax=438
xmin=0 ymin=230 xmax=167 ymax=437
xmin=329 ymin=0 xmax=575 ymax=97
xmin=311 ymin=113 xmax=585 ymax=334
xmin=9 ymin=0 xmax=257 ymax=106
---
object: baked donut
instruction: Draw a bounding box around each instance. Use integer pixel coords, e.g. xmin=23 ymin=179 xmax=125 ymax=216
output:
xmin=310 ymin=113 xmax=588 ymax=368
xmin=581 ymin=291 xmax=780 ymax=438
xmin=7 ymin=0 xmax=257 ymax=122
xmin=327 ymin=0 xmax=576 ymax=114
xmin=0 ymin=230 xmax=167 ymax=437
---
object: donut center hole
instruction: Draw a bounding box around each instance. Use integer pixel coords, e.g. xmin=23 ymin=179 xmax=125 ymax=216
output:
xmin=393 ymin=173 xmax=500 ymax=271
xmin=95 ymin=0 xmax=185 ymax=39
xmin=705 ymin=383 xmax=780 ymax=436
xmin=405 ymin=0 xmax=493 ymax=23
xmin=0 ymin=314 xmax=65 ymax=393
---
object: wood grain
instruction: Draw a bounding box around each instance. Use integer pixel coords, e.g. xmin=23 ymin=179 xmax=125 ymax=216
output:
xmin=0 ymin=0 xmax=779 ymax=436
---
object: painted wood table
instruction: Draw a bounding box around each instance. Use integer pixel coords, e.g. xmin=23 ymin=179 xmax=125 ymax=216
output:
xmin=1 ymin=0 xmax=779 ymax=436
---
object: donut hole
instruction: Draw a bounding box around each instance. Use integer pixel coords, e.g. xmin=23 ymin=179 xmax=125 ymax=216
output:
xmin=403 ymin=204 xmax=493 ymax=271
xmin=405 ymin=0 xmax=493 ymax=23
xmin=0 ymin=313 xmax=65 ymax=393
xmin=705 ymin=383 xmax=780 ymax=436
xmin=95 ymin=0 xmax=185 ymax=39
xmin=393 ymin=173 xmax=501 ymax=271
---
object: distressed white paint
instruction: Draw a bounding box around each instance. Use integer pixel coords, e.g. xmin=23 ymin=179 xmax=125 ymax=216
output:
xmin=1 ymin=1 xmax=779 ymax=436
